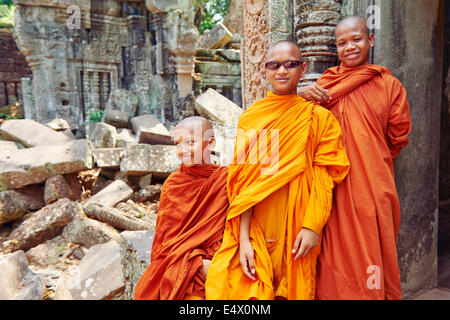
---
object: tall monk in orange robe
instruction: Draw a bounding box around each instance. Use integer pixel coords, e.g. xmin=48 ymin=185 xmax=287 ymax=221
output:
xmin=299 ymin=16 xmax=412 ymax=300
xmin=205 ymin=41 xmax=350 ymax=300
xmin=133 ymin=117 xmax=229 ymax=300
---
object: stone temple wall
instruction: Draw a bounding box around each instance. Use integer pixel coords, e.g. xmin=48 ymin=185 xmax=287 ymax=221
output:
xmin=0 ymin=25 xmax=31 ymax=108
xmin=12 ymin=0 xmax=198 ymax=133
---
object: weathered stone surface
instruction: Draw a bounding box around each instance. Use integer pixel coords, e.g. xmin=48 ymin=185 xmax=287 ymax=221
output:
xmin=25 ymin=236 xmax=68 ymax=267
xmin=44 ymin=174 xmax=72 ymax=205
xmin=0 ymin=185 xmax=45 ymax=225
xmin=131 ymin=114 xmax=173 ymax=145
xmin=132 ymin=184 xmax=162 ymax=203
xmin=120 ymin=144 xmax=180 ymax=176
xmin=106 ymin=89 xmax=139 ymax=117
xmin=3 ymin=198 xmax=79 ymax=253
xmin=0 ymin=140 xmax=19 ymax=157
xmin=83 ymin=179 xmax=133 ymax=209
xmin=102 ymin=109 xmax=130 ymax=129
xmin=210 ymin=121 xmax=237 ymax=166
xmin=66 ymin=241 xmax=125 ymax=300
xmin=45 ymin=118 xmax=71 ymax=131
xmin=198 ymin=22 xmax=233 ymax=49
xmin=120 ymin=230 xmax=154 ymax=300
xmin=195 ymin=88 xmax=242 ymax=127
xmin=92 ymin=148 xmax=124 ymax=169
xmin=116 ymin=128 xmax=136 ymax=148
xmin=91 ymin=122 xmax=117 ymax=149
xmin=0 ymin=139 xmax=93 ymax=191
xmin=0 ymin=119 xmax=73 ymax=148
xmin=0 ymin=250 xmax=44 ymax=300
xmin=62 ymin=216 xmax=120 ymax=249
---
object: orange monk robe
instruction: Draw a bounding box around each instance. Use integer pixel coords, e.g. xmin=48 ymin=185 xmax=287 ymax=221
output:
xmin=205 ymin=92 xmax=350 ymax=300
xmin=133 ymin=164 xmax=229 ymax=300
xmin=315 ymin=64 xmax=412 ymax=300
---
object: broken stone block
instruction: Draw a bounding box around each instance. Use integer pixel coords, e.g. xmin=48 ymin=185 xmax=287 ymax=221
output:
xmin=83 ymin=179 xmax=133 ymax=209
xmin=195 ymin=88 xmax=242 ymax=127
xmin=102 ymin=109 xmax=130 ymax=129
xmin=211 ymin=121 xmax=238 ymax=166
xmin=0 ymin=250 xmax=45 ymax=300
xmin=0 ymin=185 xmax=45 ymax=225
xmin=91 ymin=122 xmax=117 ymax=149
xmin=198 ymin=22 xmax=233 ymax=49
xmin=106 ymin=88 xmax=139 ymax=117
xmin=119 ymin=230 xmax=154 ymax=300
xmin=62 ymin=216 xmax=120 ymax=249
xmin=3 ymin=198 xmax=79 ymax=253
xmin=25 ymin=236 xmax=68 ymax=267
xmin=130 ymin=114 xmax=173 ymax=145
xmin=44 ymin=174 xmax=73 ymax=205
xmin=116 ymin=128 xmax=135 ymax=148
xmin=0 ymin=139 xmax=93 ymax=191
xmin=0 ymin=140 xmax=19 ymax=158
xmin=120 ymin=144 xmax=181 ymax=177
xmin=92 ymin=148 xmax=124 ymax=169
xmin=45 ymin=118 xmax=71 ymax=131
xmin=66 ymin=241 xmax=125 ymax=300
xmin=132 ymin=184 xmax=162 ymax=203
xmin=0 ymin=119 xmax=73 ymax=148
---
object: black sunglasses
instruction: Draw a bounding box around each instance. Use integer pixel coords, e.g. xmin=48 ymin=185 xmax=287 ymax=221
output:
xmin=265 ymin=60 xmax=303 ymax=70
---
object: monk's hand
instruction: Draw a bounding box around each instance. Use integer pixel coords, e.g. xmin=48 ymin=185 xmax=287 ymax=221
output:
xmin=297 ymin=83 xmax=332 ymax=104
xmin=239 ymin=239 xmax=257 ymax=281
xmin=201 ymin=259 xmax=211 ymax=278
xmin=292 ymin=228 xmax=319 ymax=260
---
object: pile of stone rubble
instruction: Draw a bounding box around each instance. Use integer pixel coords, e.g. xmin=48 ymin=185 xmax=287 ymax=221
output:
xmin=0 ymin=88 xmax=241 ymax=300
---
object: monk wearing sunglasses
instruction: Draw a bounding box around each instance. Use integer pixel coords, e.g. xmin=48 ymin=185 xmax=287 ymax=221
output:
xmin=205 ymin=41 xmax=350 ymax=300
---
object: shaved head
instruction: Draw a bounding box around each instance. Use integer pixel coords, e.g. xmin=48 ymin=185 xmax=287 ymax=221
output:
xmin=336 ymin=15 xmax=371 ymax=37
xmin=176 ymin=116 xmax=214 ymax=140
xmin=267 ymin=40 xmax=302 ymax=61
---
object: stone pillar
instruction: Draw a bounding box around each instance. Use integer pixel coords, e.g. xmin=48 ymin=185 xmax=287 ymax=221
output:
xmin=294 ymin=0 xmax=342 ymax=86
xmin=21 ymin=77 xmax=35 ymax=120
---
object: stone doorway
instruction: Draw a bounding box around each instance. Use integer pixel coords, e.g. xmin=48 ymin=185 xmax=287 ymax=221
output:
xmin=438 ymin=0 xmax=450 ymax=289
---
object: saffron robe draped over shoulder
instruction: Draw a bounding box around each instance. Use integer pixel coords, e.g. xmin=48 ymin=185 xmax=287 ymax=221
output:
xmin=315 ymin=64 xmax=412 ymax=300
xmin=205 ymin=92 xmax=350 ymax=300
xmin=133 ymin=164 xmax=229 ymax=300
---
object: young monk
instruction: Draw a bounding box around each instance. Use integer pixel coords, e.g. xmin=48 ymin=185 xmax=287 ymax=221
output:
xmin=298 ymin=16 xmax=412 ymax=300
xmin=133 ymin=116 xmax=229 ymax=300
xmin=205 ymin=41 xmax=350 ymax=300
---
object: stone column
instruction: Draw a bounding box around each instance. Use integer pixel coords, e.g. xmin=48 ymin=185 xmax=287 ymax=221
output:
xmin=21 ymin=77 xmax=35 ymax=120
xmin=294 ymin=0 xmax=342 ymax=86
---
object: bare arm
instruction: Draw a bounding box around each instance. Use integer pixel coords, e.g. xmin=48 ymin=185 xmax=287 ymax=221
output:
xmin=239 ymin=207 xmax=256 ymax=280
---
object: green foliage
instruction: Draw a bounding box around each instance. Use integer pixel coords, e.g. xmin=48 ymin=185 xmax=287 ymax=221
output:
xmin=193 ymin=0 xmax=231 ymax=34
xmin=89 ymin=110 xmax=104 ymax=123
xmin=0 ymin=4 xmax=15 ymax=26
xmin=0 ymin=112 xmax=23 ymax=120
xmin=0 ymin=0 xmax=13 ymax=6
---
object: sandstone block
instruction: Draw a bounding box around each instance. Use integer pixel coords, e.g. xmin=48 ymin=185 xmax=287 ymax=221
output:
xmin=116 ymin=128 xmax=136 ymax=148
xmin=195 ymin=88 xmax=242 ymax=127
xmin=83 ymin=179 xmax=133 ymax=209
xmin=102 ymin=109 xmax=130 ymax=129
xmin=106 ymin=88 xmax=138 ymax=117
xmin=0 ymin=185 xmax=44 ymax=225
xmin=130 ymin=114 xmax=173 ymax=145
xmin=66 ymin=241 xmax=125 ymax=300
xmin=0 ymin=250 xmax=45 ymax=300
xmin=44 ymin=174 xmax=72 ymax=205
xmin=119 ymin=230 xmax=154 ymax=300
xmin=92 ymin=148 xmax=124 ymax=169
xmin=0 ymin=139 xmax=93 ymax=191
xmin=198 ymin=22 xmax=233 ymax=49
xmin=120 ymin=144 xmax=180 ymax=177
xmin=62 ymin=216 xmax=120 ymax=249
xmin=3 ymin=198 xmax=79 ymax=253
xmin=0 ymin=119 xmax=73 ymax=148
xmin=91 ymin=122 xmax=117 ymax=149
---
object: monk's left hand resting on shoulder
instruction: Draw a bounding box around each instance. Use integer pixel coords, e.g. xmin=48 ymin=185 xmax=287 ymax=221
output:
xmin=292 ymin=228 xmax=319 ymax=260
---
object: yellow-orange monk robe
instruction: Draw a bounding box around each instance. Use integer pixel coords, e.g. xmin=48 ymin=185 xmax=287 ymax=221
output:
xmin=315 ymin=64 xmax=412 ymax=300
xmin=205 ymin=92 xmax=350 ymax=300
xmin=134 ymin=164 xmax=228 ymax=300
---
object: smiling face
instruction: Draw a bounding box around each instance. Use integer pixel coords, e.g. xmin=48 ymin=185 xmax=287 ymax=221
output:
xmin=173 ymin=117 xmax=215 ymax=167
xmin=265 ymin=41 xmax=307 ymax=95
xmin=335 ymin=17 xmax=374 ymax=68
